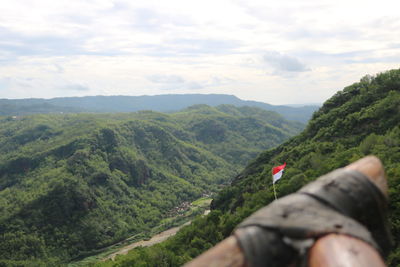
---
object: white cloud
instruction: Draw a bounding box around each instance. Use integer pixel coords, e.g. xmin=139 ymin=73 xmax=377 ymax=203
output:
xmin=147 ymin=75 xmax=185 ymax=84
xmin=62 ymin=83 xmax=90 ymax=92
xmin=263 ymin=52 xmax=310 ymax=74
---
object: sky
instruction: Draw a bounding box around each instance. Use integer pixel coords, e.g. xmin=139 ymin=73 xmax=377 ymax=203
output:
xmin=0 ymin=0 xmax=399 ymax=105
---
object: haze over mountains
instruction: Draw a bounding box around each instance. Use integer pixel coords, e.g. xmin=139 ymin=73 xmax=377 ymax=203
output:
xmin=0 ymin=94 xmax=319 ymax=123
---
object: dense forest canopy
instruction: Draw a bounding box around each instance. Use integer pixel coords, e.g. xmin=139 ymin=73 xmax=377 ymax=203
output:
xmin=98 ymin=69 xmax=400 ymax=267
xmin=0 ymin=105 xmax=302 ymax=266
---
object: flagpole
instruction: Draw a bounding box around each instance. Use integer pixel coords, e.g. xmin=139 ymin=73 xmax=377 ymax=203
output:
xmin=271 ymin=162 xmax=286 ymax=200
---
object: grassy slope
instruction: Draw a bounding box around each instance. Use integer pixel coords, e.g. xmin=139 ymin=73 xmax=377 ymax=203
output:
xmin=213 ymin=69 xmax=400 ymax=266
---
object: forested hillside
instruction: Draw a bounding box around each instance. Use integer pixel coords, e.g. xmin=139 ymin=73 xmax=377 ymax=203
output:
xmin=0 ymin=105 xmax=302 ymax=266
xmin=0 ymin=94 xmax=319 ymax=123
xmin=99 ymin=69 xmax=400 ymax=267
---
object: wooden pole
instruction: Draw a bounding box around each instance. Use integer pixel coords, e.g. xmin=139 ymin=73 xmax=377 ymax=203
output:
xmin=184 ymin=156 xmax=387 ymax=267
xmin=309 ymin=234 xmax=386 ymax=267
xmin=184 ymin=236 xmax=247 ymax=267
xmin=308 ymin=156 xmax=387 ymax=267
xmin=344 ymin=155 xmax=387 ymax=197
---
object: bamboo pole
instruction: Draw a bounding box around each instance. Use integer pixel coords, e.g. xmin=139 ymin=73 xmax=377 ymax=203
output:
xmin=184 ymin=156 xmax=387 ymax=267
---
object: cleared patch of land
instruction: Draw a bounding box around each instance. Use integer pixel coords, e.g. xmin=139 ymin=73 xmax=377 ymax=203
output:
xmin=69 ymin=197 xmax=212 ymax=266
xmin=103 ymin=221 xmax=192 ymax=261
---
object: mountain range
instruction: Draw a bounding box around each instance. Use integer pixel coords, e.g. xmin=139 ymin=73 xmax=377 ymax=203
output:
xmin=0 ymin=94 xmax=319 ymax=123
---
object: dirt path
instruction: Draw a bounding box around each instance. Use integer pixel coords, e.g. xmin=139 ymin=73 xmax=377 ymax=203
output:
xmin=103 ymin=221 xmax=191 ymax=261
xmin=102 ymin=209 xmax=211 ymax=262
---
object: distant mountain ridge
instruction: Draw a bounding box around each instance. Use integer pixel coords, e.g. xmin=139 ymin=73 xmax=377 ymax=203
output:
xmin=0 ymin=94 xmax=319 ymax=123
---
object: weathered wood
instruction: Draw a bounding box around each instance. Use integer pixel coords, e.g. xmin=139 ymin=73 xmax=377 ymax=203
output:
xmin=185 ymin=156 xmax=387 ymax=267
xmin=183 ymin=236 xmax=246 ymax=267
xmin=308 ymin=156 xmax=387 ymax=267
xmin=309 ymin=234 xmax=386 ymax=267
xmin=344 ymin=155 xmax=387 ymax=197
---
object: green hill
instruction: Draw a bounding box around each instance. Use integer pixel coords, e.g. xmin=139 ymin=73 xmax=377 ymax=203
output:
xmin=0 ymin=105 xmax=302 ymax=265
xmin=99 ymin=69 xmax=400 ymax=266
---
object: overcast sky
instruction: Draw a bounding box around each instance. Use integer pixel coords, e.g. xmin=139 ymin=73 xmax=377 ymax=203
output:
xmin=0 ymin=0 xmax=399 ymax=104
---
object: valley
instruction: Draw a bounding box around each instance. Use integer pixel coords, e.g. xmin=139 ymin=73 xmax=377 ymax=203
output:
xmin=1 ymin=0 xmax=397 ymax=266
xmin=2 ymin=69 xmax=400 ymax=266
xmin=71 ymin=197 xmax=211 ymax=266
xmin=96 ymin=69 xmax=400 ymax=267
xmin=0 ymin=104 xmax=302 ymax=265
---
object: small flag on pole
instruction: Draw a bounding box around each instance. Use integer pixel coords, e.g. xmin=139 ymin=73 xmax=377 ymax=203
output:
xmin=272 ymin=162 xmax=286 ymax=184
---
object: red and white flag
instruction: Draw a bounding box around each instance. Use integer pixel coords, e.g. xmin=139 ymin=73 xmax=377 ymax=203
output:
xmin=272 ymin=162 xmax=286 ymax=184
